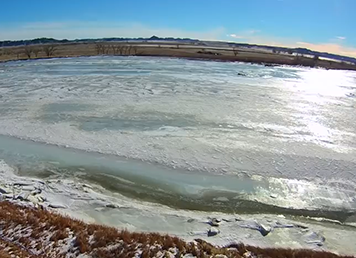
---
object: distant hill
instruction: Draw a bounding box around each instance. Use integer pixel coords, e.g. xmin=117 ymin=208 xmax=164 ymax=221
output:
xmin=1 ymin=36 xmax=355 ymax=64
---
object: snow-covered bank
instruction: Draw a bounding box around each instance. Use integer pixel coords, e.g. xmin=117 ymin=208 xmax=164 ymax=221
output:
xmin=1 ymin=160 xmax=356 ymax=256
xmin=3 ymin=202 xmax=355 ymax=258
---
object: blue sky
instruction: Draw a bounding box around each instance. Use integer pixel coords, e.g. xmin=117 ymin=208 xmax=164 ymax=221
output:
xmin=1 ymin=0 xmax=356 ymax=57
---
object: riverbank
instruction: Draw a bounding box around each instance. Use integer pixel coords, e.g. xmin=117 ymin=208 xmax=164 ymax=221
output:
xmin=1 ymin=42 xmax=356 ymax=70
xmin=1 ymin=201 xmax=355 ymax=258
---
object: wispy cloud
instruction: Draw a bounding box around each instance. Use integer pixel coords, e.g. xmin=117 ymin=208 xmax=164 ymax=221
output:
xmin=246 ymin=30 xmax=260 ymax=35
xmin=295 ymin=41 xmax=356 ymax=57
xmin=0 ymin=22 xmax=226 ymax=41
xmin=227 ymin=31 xmax=356 ymax=58
xmin=21 ymin=22 xmax=76 ymax=30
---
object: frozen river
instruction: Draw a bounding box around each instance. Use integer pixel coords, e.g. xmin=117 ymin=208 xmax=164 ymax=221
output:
xmin=0 ymin=56 xmax=356 ymax=253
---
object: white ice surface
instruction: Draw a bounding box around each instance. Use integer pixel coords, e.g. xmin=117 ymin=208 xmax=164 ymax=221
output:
xmin=0 ymin=57 xmax=356 ymax=182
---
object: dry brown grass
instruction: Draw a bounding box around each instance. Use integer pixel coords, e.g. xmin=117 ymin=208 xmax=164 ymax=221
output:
xmin=0 ymin=237 xmax=37 ymax=258
xmin=50 ymin=229 xmax=68 ymax=242
xmin=0 ymin=201 xmax=355 ymax=258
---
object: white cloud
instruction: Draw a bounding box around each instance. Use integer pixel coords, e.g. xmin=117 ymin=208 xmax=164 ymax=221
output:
xmin=0 ymin=22 xmax=226 ymax=41
xmin=227 ymin=29 xmax=260 ymax=40
xmin=228 ymin=34 xmax=244 ymax=39
xmin=336 ymin=36 xmax=346 ymax=40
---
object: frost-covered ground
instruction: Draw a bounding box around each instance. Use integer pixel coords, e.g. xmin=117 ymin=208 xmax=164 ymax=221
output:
xmin=0 ymin=57 xmax=356 ymax=255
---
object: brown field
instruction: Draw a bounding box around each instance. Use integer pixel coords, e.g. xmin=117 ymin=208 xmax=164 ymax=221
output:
xmin=1 ymin=42 xmax=356 ymax=70
xmin=0 ymin=201 xmax=354 ymax=258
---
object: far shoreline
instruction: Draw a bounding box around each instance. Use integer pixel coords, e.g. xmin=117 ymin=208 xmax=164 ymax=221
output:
xmin=1 ymin=42 xmax=356 ymax=71
xmin=0 ymin=54 xmax=290 ymax=71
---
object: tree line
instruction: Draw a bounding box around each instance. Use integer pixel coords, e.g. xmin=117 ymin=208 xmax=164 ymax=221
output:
xmin=0 ymin=44 xmax=57 ymax=59
xmin=0 ymin=43 xmax=142 ymax=60
xmin=94 ymin=43 xmax=139 ymax=55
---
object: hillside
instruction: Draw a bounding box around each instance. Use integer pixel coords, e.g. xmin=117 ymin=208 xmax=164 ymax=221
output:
xmin=1 ymin=36 xmax=355 ymax=65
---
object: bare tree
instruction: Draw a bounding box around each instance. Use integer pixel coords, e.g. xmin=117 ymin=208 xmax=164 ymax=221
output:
xmin=43 ymin=45 xmax=56 ymax=57
xmin=110 ymin=45 xmax=117 ymax=56
xmin=118 ymin=45 xmax=126 ymax=55
xmin=132 ymin=46 xmax=138 ymax=55
xmin=111 ymin=45 xmax=115 ymax=55
xmin=3 ymin=49 xmax=13 ymax=56
xmin=104 ymin=44 xmax=110 ymax=54
xmin=15 ymin=50 xmax=21 ymax=59
xmin=94 ymin=43 xmax=110 ymax=55
xmin=33 ymin=48 xmax=40 ymax=58
xmin=127 ymin=45 xmax=132 ymax=55
xmin=112 ymin=45 xmax=128 ymax=55
xmin=176 ymin=44 xmax=180 ymax=49
xmin=24 ymin=46 xmax=33 ymax=59
xmin=95 ymin=43 xmax=103 ymax=54
xmin=233 ymin=48 xmax=238 ymax=56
